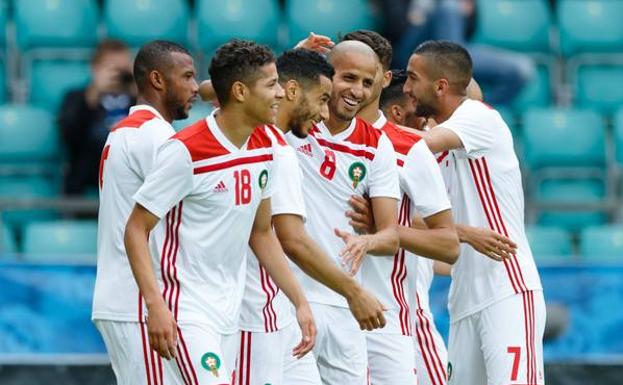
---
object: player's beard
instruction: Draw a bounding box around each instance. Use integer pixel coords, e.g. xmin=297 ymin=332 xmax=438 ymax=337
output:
xmin=414 ymin=97 xmax=439 ymax=119
xmin=166 ymin=87 xmax=190 ymax=121
xmin=289 ymin=96 xmax=314 ymax=138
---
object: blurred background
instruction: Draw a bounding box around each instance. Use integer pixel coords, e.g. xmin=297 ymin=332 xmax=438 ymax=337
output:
xmin=0 ymin=0 xmax=622 ymax=384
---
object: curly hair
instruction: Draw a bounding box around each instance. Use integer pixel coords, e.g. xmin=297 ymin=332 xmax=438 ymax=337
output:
xmin=209 ymin=39 xmax=276 ymax=106
xmin=341 ymin=29 xmax=393 ymax=71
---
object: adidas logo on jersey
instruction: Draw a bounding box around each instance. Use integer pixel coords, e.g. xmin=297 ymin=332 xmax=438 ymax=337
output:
xmin=297 ymin=143 xmax=313 ymax=157
xmin=213 ymin=181 xmax=228 ymax=193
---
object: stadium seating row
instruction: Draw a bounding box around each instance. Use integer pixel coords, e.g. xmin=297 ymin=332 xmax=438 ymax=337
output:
xmin=2 ymin=221 xmax=621 ymax=264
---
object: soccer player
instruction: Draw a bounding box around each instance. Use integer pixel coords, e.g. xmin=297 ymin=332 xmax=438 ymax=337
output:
xmin=91 ymin=40 xmax=198 ymax=385
xmin=124 ymin=40 xmax=315 ymax=385
xmin=284 ymin=40 xmax=401 ymax=384
xmin=232 ymin=48 xmax=388 ymax=385
xmin=341 ymin=29 xmax=459 ymax=385
xmin=404 ymin=40 xmax=544 ymax=385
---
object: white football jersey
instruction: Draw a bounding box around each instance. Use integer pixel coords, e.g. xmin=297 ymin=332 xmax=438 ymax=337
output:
xmin=238 ymin=129 xmax=305 ymax=333
xmin=362 ymin=113 xmax=451 ymax=335
xmin=92 ymin=105 xmax=175 ymax=322
xmin=437 ymin=100 xmax=542 ymax=322
xmin=133 ymin=111 xmax=278 ymax=334
xmin=286 ymin=117 xmax=400 ymax=308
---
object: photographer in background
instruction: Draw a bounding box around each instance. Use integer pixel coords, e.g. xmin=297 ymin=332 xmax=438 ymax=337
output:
xmin=58 ymin=39 xmax=136 ymax=196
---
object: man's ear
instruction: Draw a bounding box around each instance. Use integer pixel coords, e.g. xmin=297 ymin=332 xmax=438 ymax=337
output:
xmin=149 ymin=70 xmax=165 ymax=91
xmin=231 ymin=81 xmax=248 ymax=103
xmin=285 ymin=79 xmax=300 ymax=102
xmin=382 ymin=70 xmax=392 ymax=89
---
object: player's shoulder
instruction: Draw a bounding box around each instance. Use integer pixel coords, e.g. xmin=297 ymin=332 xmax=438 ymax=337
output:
xmin=248 ymin=125 xmax=283 ymax=150
xmin=344 ymin=117 xmax=384 ymax=148
xmin=173 ymin=118 xmax=228 ymax=161
xmin=111 ymin=109 xmax=160 ymax=132
xmin=381 ymin=121 xmax=423 ymax=156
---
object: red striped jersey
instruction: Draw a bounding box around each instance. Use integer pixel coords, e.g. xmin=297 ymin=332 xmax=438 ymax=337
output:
xmin=238 ymin=127 xmax=303 ymax=333
xmin=286 ymin=117 xmax=400 ymax=308
xmin=92 ymin=105 xmax=175 ymax=322
xmin=437 ymin=100 xmax=542 ymax=322
xmin=361 ymin=112 xmax=451 ymax=336
xmin=133 ymin=111 xmax=278 ymax=334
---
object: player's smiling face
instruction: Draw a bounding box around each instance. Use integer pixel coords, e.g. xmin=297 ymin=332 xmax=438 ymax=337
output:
xmin=164 ymin=52 xmax=198 ymax=120
xmin=290 ymin=75 xmax=332 ymax=138
xmin=404 ymin=54 xmax=440 ymax=119
xmin=247 ymin=62 xmax=284 ymax=125
xmin=329 ymin=52 xmax=377 ymax=122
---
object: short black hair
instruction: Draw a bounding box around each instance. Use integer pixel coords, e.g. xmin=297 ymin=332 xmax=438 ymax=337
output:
xmin=276 ymin=49 xmax=334 ymax=87
xmin=413 ymin=40 xmax=472 ymax=93
xmin=341 ymin=29 xmax=392 ymax=71
xmin=134 ymin=40 xmax=191 ymax=92
xmin=209 ymin=39 xmax=276 ymax=106
xmin=380 ymin=69 xmax=408 ymax=110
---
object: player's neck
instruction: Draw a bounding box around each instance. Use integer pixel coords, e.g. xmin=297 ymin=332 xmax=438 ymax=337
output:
xmin=435 ymin=95 xmax=467 ymax=124
xmin=215 ymin=106 xmax=258 ymax=149
xmin=136 ymin=96 xmax=171 ymax=123
xmin=325 ymin=113 xmax=352 ymax=135
xmin=357 ymin=100 xmax=381 ymax=125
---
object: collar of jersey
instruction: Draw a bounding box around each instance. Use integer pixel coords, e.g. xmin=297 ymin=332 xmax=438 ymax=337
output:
xmin=129 ymin=104 xmax=165 ymax=121
xmin=372 ymin=110 xmax=387 ymax=129
xmin=316 ymin=117 xmax=357 ymax=142
xmin=206 ymin=109 xmax=251 ymax=152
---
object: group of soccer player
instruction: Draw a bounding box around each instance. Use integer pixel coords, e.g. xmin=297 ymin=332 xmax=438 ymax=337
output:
xmin=91 ymin=28 xmax=545 ymax=385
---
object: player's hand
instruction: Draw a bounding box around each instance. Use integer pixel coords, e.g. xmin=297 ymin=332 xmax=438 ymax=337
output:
xmin=146 ymin=300 xmax=178 ymax=360
xmin=335 ymin=228 xmax=369 ymax=275
xmin=463 ymin=226 xmax=517 ymax=261
xmin=198 ymin=79 xmax=219 ymax=107
xmin=294 ymin=32 xmax=335 ymax=54
xmin=292 ymin=302 xmax=316 ymax=359
xmin=346 ymin=286 xmax=387 ymax=331
xmin=346 ymin=195 xmax=375 ymax=234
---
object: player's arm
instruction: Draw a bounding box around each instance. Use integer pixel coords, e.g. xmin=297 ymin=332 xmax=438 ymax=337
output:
xmin=125 ymin=204 xmax=177 ymax=360
xmin=423 ymin=126 xmax=464 ymax=154
xmin=337 ymin=196 xmax=399 ymax=273
xmin=273 ymin=213 xmax=386 ymax=331
xmin=249 ymin=198 xmax=315 ymax=358
xmin=398 ymin=209 xmax=459 ymax=263
xmin=434 ymin=260 xmax=452 ymax=276
xmin=456 ymin=224 xmax=517 ymax=261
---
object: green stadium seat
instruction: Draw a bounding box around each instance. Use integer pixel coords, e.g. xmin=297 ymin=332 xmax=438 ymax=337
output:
xmin=558 ymin=0 xmax=623 ymax=56
xmin=0 ymin=1 xmax=6 ymax=45
xmin=473 ymin=0 xmax=551 ymax=52
xmin=580 ymin=225 xmax=623 ymax=262
xmin=522 ymin=108 xmax=605 ymax=169
xmin=614 ymin=108 xmax=623 ymax=165
xmin=196 ymin=0 xmax=280 ymax=53
xmin=14 ymin=0 xmax=98 ymax=49
xmin=536 ymin=179 xmax=607 ymax=231
xmin=0 ymin=104 xmax=58 ymax=163
xmin=29 ymin=60 xmax=90 ymax=111
xmin=105 ymin=0 xmax=189 ymax=47
xmin=173 ymin=102 xmax=215 ymax=131
xmin=1 ymin=225 xmax=16 ymax=253
xmin=0 ymin=175 xmax=59 ymax=232
xmin=575 ymin=65 xmax=623 ymax=115
xmin=526 ymin=225 xmax=573 ymax=263
xmin=513 ymin=65 xmax=552 ymax=111
xmin=286 ymin=0 xmax=375 ymax=46
xmin=22 ymin=220 xmax=97 ymax=262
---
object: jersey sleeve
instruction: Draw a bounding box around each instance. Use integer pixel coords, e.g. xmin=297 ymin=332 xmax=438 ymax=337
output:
xmin=271 ymin=146 xmax=306 ymax=220
xmin=368 ymin=133 xmax=400 ymax=200
xmin=128 ymin=120 xmax=175 ymax=179
xmin=133 ymin=139 xmax=194 ymax=218
xmin=401 ymin=140 xmax=452 ymax=218
xmin=439 ymin=102 xmax=495 ymax=158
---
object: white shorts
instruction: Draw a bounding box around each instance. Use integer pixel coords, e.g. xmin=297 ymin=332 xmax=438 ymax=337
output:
xmin=311 ymin=303 xmax=368 ymax=385
xmin=447 ymin=291 xmax=546 ymax=385
xmin=95 ymin=320 xmax=172 ymax=385
xmin=234 ymin=322 xmax=321 ymax=385
xmin=413 ymin=306 xmax=448 ymax=385
xmin=366 ymin=332 xmax=417 ymax=385
xmin=165 ymin=322 xmax=238 ymax=385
